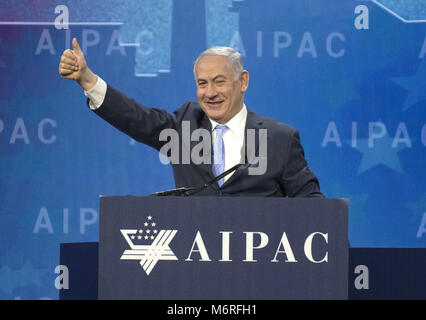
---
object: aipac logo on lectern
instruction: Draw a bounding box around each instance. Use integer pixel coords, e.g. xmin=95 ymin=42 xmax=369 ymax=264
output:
xmin=120 ymin=216 xmax=178 ymax=275
xmin=120 ymin=215 xmax=331 ymax=276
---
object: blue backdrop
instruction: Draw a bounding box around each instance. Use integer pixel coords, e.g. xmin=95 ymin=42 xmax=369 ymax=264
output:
xmin=0 ymin=0 xmax=425 ymax=299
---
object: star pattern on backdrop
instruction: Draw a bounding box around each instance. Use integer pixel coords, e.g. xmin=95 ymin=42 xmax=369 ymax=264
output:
xmin=405 ymin=191 xmax=426 ymax=223
xmin=391 ymin=59 xmax=426 ymax=111
xmin=327 ymin=181 xmax=371 ymax=225
xmin=348 ymin=193 xmax=371 ymax=225
xmin=348 ymin=130 xmax=407 ymax=174
xmin=0 ymin=261 xmax=45 ymax=296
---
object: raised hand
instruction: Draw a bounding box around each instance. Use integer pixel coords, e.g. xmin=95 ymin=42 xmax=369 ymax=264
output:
xmin=59 ymin=38 xmax=97 ymax=91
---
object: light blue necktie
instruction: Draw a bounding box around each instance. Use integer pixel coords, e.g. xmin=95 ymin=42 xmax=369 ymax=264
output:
xmin=212 ymin=125 xmax=228 ymax=186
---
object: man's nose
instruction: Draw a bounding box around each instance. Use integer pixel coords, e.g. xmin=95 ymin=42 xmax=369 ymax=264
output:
xmin=205 ymin=84 xmax=218 ymax=98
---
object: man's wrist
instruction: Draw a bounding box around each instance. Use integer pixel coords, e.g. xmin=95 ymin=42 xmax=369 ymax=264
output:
xmin=78 ymin=69 xmax=98 ymax=91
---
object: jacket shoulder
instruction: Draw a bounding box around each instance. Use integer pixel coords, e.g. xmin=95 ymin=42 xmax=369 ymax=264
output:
xmin=250 ymin=112 xmax=297 ymax=136
xmin=173 ymin=101 xmax=204 ymax=120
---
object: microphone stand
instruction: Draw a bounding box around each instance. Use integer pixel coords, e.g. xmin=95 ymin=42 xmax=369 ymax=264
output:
xmin=150 ymin=163 xmax=246 ymax=197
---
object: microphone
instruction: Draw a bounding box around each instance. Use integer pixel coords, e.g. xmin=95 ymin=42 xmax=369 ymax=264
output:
xmin=150 ymin=162 xmax=251 ymax=197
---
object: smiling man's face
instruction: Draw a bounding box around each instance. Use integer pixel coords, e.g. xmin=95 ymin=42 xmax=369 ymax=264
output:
xmin=194 ymin=55 xmax=249 ymax=124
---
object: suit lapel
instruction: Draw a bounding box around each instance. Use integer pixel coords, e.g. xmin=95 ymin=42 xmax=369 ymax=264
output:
xmin=196 ymin=112 xmax=216 ymax=183
xmin=244 ymin=110 xmax=263 ymax=162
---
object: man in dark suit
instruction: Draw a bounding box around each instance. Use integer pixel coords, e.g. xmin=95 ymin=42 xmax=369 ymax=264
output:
xmin=59 ymin=38 xmax=324 ymax=197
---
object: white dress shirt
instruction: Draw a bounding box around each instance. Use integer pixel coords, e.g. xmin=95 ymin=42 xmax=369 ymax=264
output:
xmin=209 ymin=106 xmax=247 ymax=182
xmin=84 ymin=77 xmax=247 ymax=183
xmin=84 ymin=76 xmax=107 ymax=110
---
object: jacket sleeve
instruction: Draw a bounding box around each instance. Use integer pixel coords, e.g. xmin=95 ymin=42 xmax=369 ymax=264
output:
xmin=280 ymin=129 xmax=324 ymax=198
xmin=91 ymin=84 xmax=181 ymax=151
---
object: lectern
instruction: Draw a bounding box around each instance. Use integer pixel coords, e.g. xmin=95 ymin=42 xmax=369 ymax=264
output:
xmin=97 ymin=196 xmax=348 ymax=299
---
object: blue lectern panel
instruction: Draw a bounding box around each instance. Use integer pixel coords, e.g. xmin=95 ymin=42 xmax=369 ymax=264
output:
xmin=98 ymin=196 xmax=348 ymax=299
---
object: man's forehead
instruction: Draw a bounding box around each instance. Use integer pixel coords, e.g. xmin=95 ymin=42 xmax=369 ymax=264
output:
xmin=195 ymin=55 xmax=233 ymax=78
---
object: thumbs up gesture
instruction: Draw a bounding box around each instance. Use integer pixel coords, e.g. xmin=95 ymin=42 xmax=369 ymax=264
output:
xmin=59 ymin=38 xmax=97 ymax=91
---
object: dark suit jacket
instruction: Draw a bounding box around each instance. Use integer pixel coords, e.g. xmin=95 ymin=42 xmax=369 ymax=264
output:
xmin=92 ymin=85 xmax=324 ymax=198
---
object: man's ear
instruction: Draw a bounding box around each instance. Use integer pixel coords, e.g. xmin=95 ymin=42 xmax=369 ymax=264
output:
xmin=240 ymin=70 xmax=249 ymax=92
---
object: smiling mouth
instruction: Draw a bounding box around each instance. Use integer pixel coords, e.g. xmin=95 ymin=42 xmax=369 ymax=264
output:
xmin=206 ymin=101 xmax=224 ymax=107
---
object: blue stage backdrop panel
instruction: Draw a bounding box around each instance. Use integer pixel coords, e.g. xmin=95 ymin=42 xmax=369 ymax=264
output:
xmin=0 ymin=0 xmax=425 ymax=299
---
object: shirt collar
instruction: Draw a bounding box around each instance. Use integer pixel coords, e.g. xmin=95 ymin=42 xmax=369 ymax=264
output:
xmin=209 ymin=104 xmax=247 ymax=134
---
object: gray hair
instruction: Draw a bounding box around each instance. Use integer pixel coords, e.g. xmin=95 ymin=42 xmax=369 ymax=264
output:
xmin=193 ymin=46 xmax=243 ymax=80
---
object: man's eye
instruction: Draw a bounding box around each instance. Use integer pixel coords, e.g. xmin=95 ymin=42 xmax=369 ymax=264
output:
xmin=198 ymin=82 xmax=207 ymax=87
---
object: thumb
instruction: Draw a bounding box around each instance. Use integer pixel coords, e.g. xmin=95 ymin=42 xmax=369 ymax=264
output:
xmin=72 ymin=38 xmax=82 ymax=54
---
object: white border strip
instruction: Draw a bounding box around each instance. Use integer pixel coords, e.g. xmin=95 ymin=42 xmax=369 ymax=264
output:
xmin=119 ymin=42 xmax=140 ymax=47
xmin=135 ymin=73 xmax=158 ymax=77
xmin=0 ymin=21 xmax=123 ymax=26
xmin=372 ymin=0 xmax=426 ymax=23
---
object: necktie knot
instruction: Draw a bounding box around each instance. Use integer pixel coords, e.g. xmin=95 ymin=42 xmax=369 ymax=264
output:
xmin=215 ymin=124 xmax=228 ymax=135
